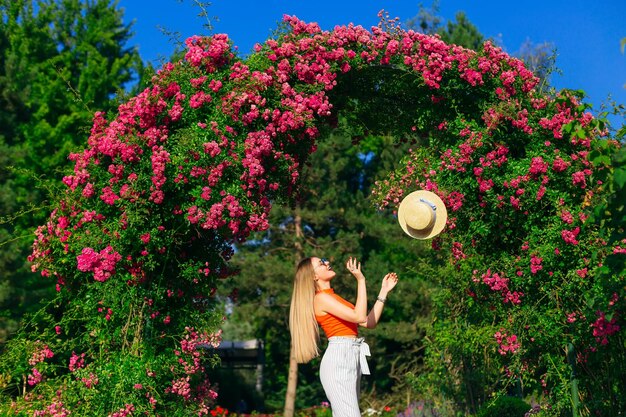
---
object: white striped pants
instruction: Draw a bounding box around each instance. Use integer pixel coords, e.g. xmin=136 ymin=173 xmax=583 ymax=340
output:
xmin=320 ymin=337 xmax=371 ymax=417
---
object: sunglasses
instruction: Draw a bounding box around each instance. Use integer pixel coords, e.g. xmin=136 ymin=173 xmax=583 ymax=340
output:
xmin=317 ymin=258 xmax=329 ymax=267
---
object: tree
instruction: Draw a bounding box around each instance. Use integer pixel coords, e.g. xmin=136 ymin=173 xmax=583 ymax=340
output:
xmin=436 ymin=11 xmax=485 ymax=51
xmin=516 ymin=39 xmax=557 ymax=92
xmin=406 ymin=4 xmax=484 ymax=52
xmin=0 ymin=0 xmax=141 ymax=341
xmin=405 ymin=1 xmax=443 ymax=35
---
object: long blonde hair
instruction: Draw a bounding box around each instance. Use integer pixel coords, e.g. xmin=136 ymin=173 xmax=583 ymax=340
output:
xmin=289 ymin=257 xmax=320 ymax=363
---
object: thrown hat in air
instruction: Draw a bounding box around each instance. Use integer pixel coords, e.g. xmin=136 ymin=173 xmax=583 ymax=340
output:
xmin=397 ymin=190 xmax=448 ymax=239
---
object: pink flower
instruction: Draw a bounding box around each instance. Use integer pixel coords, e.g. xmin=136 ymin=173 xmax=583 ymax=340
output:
xmin=29 ymin=345 xmax=54 ymax=365
xmin=477 ymin=177 xmax=494 ymax=193
xmin=109 ymin=404 xmax=136 ymax=417
xmin=528 ymin=156 xmax=548 ymax=176
xmin=567 ymin=312 xmax=578 ymax=323
xmin=100 ymin=186 xmax=120 ymax=205
xmin=561 ymin=227 xmax=580 ymax=245
xmin=77 ymin=248 xmax=99 ymax=272
xmin=189 ymin=91 xmax=212 ymax=109
xmin=552 ymin=156 xmax=569 ymax=172
xmin=590 ymin=311 xmax=620 ymax=345
xmin=203 ymin=141 xmax=221 ymax=157
xmin=32 ymin=400 xmax=70 ymax=417
xmin=27 ymin=368 xmax=43 ymax=386
xmin=571 ymin=170 xmax=587 ymax=188
xmin=76 ymin=246 xmax=122 ymax=282
xmin=535 ymin=185 xmax=547 ymax=200
xmin=82 ymin=183 xmax=95 ymax=198
xmin=445 ymin=191 xmax=465 ymax=212
xmin=482 ymin=269 xmax=508 ymax=291
xmin=69 ymin=352 xmax=86 ymax=372
xmin=494 ymin=330 xmax=521 ymax=355
xmin=190 ymin=76 xmax=207 ymax=88
xmin=503 ymin=290 xmax=523 ymax=305
xmin=451 ymin=241 xmax=467 ymax=262
xmin=560 ymin=210 xmax=574 ymax=224
xmin=81 ymin=373 xmax=99 ymax=388
xmin=530 ymin=255 xmax=543 ymax=274
xmin=168 ymin=376 xmax=192 ymax=400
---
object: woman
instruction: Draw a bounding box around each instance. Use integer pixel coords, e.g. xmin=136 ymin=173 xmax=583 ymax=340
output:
xmin=289 ymin=256 xmax=398 ymax=417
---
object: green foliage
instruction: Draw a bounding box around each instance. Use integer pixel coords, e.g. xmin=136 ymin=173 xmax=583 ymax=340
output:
xmin=0 ymin=0 xmax=142 ymax=341
xmin=476 ymin=396 xmax=531 ymax=417
xmin=588 ymin=115 xmax=626 ymax=330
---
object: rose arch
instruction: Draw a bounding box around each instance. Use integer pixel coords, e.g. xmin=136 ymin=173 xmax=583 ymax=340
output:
xmin=2 ymin=13 xmax=623 ymax=417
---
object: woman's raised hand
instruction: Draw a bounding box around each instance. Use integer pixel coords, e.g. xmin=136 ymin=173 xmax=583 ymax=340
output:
xmin=381 ymin=272 xmax=398 ymax=292
xmin=346 ymin=257 xmax=365 ymax=281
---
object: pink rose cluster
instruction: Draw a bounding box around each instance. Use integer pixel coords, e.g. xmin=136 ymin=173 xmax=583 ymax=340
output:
xmin=108 ymin=404 xmax=135 ymax=417
xmin=76 ymin=246 xmax=122 ymax=282
xmin=590 ymin=311 xmax=620 ymax=346
xmin=68 ymin=352 xmax=86 ymax=372
xmin=494 ymin=330 xmax=521 ymax=355
xmin=165 ymin=327 xmax=222 ymax=408
xmin=29 ymin=344 xmax=54 ymax=366
xmin=480 ymin=269 xmax=523 ymax=305
xmin=27 ymin=344 xmax=54 ymax=387
xmin=33 ymin=401 xmax=70 ymax=417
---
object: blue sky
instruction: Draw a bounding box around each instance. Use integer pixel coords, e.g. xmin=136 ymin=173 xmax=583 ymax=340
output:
xmin=119 ymin=0 xmax=625 ymax=127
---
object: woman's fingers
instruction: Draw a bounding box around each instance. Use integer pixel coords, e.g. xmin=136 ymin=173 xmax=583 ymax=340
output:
xmin=383 ymin=273 xmax=398 ymax=288
xmin=346 ymin=257 xmax=361 ymax=272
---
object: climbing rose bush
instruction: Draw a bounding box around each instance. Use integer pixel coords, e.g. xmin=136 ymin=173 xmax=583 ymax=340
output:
xmin=370 ymin=30 xmax=624 ymax=417
xmin=1 ymin=12 xmax=622 ymax=416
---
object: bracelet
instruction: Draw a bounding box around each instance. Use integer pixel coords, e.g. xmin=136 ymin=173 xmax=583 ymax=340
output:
xmin=376 ymin=296 xmax=386 ymax=304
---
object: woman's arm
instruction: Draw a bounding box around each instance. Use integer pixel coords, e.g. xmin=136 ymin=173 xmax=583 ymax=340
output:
xmin=360 ymin=272 xmax=398 ymax=329
xmin=315 ymin=258 xmax=367 ymax=323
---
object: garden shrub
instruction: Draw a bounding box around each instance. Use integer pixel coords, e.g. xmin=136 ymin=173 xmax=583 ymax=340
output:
xmin=476 ymin=396 xmax=531 ymax=417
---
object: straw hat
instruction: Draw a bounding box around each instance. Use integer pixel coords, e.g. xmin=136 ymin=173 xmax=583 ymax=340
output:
xmin=397 ymin=190 xmax=448 ymax=239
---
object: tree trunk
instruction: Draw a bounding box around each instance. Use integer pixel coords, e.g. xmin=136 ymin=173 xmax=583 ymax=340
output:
xmin=284 ymin=347 xmax=299 ymax=417
xmin=284 ymin=207 xmax=304 ymax=417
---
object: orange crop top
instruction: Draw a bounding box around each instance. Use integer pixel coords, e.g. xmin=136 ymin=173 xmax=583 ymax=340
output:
xmin=315 ymin=289 xmax=358 ymax=338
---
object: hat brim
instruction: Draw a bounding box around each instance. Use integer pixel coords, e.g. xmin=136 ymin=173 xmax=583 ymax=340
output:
xmin=398 ymin=190 xmax=448 ymax=239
